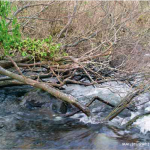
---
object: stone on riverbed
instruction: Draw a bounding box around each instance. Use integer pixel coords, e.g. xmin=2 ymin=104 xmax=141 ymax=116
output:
xmin=63 ymin=81 xmax=150 ymax=126
xmin=63 ymin=81 xmax=132 ymax=106
xmin=20 ymin=89 xmax=70 ymax=115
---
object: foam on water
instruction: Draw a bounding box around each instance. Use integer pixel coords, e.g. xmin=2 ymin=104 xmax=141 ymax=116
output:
xmin=130 ymin=103 xmax=150 ymax=135
xmin=134 ymin=115 xmax=150 ymax=134
xmin=66 ymin=82 xmax=150 ymax=136
xmin=74 ymin=108 xmax=150 ymax=135
xmin=71 ymin=113 xmax=102 ymax=124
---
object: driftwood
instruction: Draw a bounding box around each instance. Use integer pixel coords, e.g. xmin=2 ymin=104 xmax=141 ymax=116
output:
xmin=0 ymin=52 xmax=148 ymax=120
xmin=64 ymin=96 xmax=136 ymax=117
xmin=105 ymin=89 xmax=144 ymax=121
xmin=0 ymin=66 xmax=91 ymax=116
xmin=63 ymin=96 xmax=115 ymax=117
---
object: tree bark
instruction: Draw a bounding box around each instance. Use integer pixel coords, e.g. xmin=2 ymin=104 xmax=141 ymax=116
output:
xmin=0 ymin=57 xmax=29 ymax=68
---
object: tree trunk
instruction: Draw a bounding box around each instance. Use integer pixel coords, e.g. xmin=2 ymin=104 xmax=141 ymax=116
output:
xmin=0 ymin=66 xmax=91 ymax=116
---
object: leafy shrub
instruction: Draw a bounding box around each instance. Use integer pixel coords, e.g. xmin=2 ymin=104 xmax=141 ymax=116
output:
xmin=17 ymin=36 xmax=68 ymax=59
xmin=0 ymin=1 xmax=21 ymax=55
xmin=0 ymin=1 xmax=67 ymax=60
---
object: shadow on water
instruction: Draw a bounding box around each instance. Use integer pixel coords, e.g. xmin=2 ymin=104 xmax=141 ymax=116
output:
xmin=0 ymin=86 xmax=149 ymax=149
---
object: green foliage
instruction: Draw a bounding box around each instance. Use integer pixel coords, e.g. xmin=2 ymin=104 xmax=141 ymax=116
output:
xmin=16 ymin=36 xmax=68 ymax=59
xmin=0 ymin=1 xmax=21 ymax=55
xmin=0 ymin=1 xmax=67 ymax=59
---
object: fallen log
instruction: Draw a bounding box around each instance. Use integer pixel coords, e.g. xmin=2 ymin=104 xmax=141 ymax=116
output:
xmin=0 ymin=57 xmax=29 ymax=68
xmin=63 ymin=96 xmax=135 ymax=117
xmin=0 ymin=80 xmax=24 ymax=87
xmin=105 ymin=89 xmax=144 ymax=121
xmin=0 ymin=66 xmax=91 ymax=116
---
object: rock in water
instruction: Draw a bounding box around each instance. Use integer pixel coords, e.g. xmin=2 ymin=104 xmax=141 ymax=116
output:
xmin=20 ymin=89 xmax=69 ymax=115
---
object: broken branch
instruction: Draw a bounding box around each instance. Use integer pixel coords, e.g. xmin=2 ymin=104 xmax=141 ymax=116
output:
xmin=0 ymin=66 xmax=91 ymax=116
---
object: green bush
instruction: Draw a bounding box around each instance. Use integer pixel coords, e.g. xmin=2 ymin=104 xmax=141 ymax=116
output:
xmin=0 ymin=1 xmax=21 ymax=55
xmin=0 ymin=1 xmax=67 ymax=59
xmin=18 ymin=36 xmax=68 ymax=59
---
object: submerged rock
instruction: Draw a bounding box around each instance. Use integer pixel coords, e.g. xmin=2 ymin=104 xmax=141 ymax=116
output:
xmin=20 ymin=89 xmax=70 ymax=115
xmin=63 ymin=81 xmax=150 ymax=133
xmin=63 ymin=81 xmax=132 ymax=106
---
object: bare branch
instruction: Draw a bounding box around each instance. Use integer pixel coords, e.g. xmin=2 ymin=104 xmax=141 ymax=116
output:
xmin=57 ymin=1 xmax=78 ymax=39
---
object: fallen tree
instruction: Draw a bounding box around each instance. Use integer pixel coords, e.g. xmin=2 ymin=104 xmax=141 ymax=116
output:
xmin=0 ymin=54 xmax=149 ymax=123
xmin=0 ymin=1 xmax=150 ymax=124
xmin=0 ymin=65 xmax=91 ymax=116
xmin=105 ymin=86 xmax=150 ymax=121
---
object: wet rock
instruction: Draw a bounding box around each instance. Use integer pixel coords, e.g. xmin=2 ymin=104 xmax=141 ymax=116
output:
xmin=0 ymin=85 xmax=33 ymax=116
xmin=63 ymin=81 xmax=150 ymax=126
xmin=63 ymin=81 xmax=132 ymax=106
xmin=109 ymin=55 xmax=126 ymax=68
xmin=99 ymin=68 xmax=113 ymax=77
xmin=3 ymin=85 xmax=32 ymax=98
xmin=20 ymin=89 xmax=70 ymax=114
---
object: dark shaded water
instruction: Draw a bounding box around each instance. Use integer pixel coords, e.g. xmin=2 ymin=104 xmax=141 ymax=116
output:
xmin=0 ymin=86 xmax=149 ymax=149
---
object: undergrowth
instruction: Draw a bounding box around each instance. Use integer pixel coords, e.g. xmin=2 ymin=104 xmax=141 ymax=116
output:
xmin=0 ymin=1 xmax=67 ymax=60
xmin=16 ymin=36 xmax=68 ymax=60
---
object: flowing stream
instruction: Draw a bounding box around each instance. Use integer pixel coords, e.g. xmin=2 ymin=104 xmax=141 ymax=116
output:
xmin=0 ymin=83 xmax=150 ymax=149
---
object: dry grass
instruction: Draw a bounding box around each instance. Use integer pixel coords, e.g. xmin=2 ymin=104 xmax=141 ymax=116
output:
xmin=10 ymin=1 xmax=150 ymax=74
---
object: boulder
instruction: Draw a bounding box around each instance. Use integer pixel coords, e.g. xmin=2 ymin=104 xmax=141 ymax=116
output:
xmin=20 ymin=89 xmax=69 ymax=115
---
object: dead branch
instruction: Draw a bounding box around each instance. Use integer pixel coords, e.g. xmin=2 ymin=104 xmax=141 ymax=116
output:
xmin=0 ymin=66 xmax=91 ymax=116
xmin=63 ymin=30 xmax=99 ymax=48
xmin=7 ymin=2 xmax=55 ymax=26
xmin=64 ymin=96 xmax=135 ymax=117
xmin=0 ymin=57 xmax=29 ymax=68
xmin=50 ymin=66 xmax=63 ymax=84
xmin=0 ymin=80 xmax=24 ymax=87
xmin=57 ymin=1 xmax=78 ymax=39
xmin=6 ymin=56 xmax=23 ymax=75
xmin=105 ymin=89 xmax=144 ymax=121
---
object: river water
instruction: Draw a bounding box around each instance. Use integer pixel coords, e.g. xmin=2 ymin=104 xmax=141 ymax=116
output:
xmin=0 ymin=84 xmax=150 ymax=149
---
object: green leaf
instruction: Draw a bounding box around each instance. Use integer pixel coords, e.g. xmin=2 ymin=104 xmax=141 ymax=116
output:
xmin=22 ymin=51 xmax=27 ymax=57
